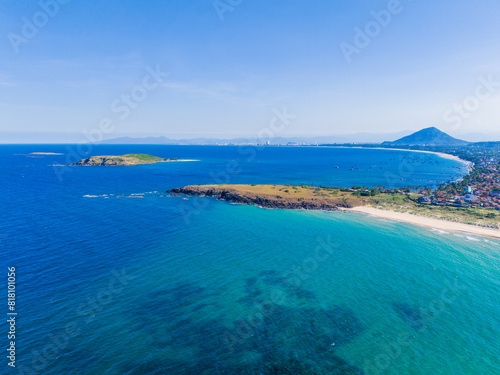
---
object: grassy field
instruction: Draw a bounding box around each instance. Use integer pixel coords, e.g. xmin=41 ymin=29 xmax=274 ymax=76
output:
xmin=182 ymin=184 xmax=376 ymax=207
xmin=376 ymin=201 xmax=500 ymax=228
xmin=121 ymin=154 xmax=165 ymax=162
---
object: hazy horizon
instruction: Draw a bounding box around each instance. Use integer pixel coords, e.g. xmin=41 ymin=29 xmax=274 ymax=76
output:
xmin=1 ymin=127 xmax=500 ymax=144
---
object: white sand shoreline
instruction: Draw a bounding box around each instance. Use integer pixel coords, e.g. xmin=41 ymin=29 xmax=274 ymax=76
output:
xmin=335 ymin=146 xmax=473 ymax=171
xmin=160 ymin=159 xmax=200 ymax=162
xmin=346 ymin=206 xmax=500 ymax=240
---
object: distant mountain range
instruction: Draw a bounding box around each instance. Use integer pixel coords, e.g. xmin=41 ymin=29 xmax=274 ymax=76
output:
xmin=1 ymin=128 xmax=499 ymax=144
xmin=382 ymin=127 xmax=470 ymax=147
xmin=100 ymin=131 xmax=412 ymax=145
xmin=98 ymin=127 xmax=496 ymax=146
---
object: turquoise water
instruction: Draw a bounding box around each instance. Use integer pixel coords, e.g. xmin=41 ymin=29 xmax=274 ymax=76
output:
xmin=1 ymin=145 xmax=498 ymax=374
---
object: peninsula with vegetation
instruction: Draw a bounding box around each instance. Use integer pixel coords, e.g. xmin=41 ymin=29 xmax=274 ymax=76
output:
xmin=71 ymin=153 xmax=185 ymax=166
xmin=169 ymin=128 xmax=500 ymax=238
xmin=169 ymin=183 xmax=500 ymax=238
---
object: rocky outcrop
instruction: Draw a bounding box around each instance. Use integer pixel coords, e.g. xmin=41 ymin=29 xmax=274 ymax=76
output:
xmin=167 ymin=186 xmax=359 ymax=211
xmin=71 ymin=156 xmax=126 ymax=166
xmin=70 ymin=154 xmax=165 ymax=166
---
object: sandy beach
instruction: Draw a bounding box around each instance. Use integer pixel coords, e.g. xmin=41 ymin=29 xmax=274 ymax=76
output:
xmin=348 ymin=206 xmax=500 ymax=239
xmin=381 ymin=148 xmax=474 ymax=171
xmin=162 ymin=159 xmax=200 ymax=162
xmin=343 ymin=146 xmax=474 ymax=171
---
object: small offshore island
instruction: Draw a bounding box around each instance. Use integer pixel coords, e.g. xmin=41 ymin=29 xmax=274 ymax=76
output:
xmin=71 ymin=153 xmax=185 ymax=166
xmin=26 ymin=152 xmax=64 ymax=155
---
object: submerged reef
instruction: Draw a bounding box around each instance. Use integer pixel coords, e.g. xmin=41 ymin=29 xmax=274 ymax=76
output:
xmin=120 ymin=273 xmax=365 ymax=374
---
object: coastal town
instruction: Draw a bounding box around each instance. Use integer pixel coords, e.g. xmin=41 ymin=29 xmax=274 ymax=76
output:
xmin=320 ymin=142 xmax=500 ymax=213
xmin=412 ymin=145 xmax=500 ymax=211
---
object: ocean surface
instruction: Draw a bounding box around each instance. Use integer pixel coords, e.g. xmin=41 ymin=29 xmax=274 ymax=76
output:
xmin=1 ymin=144 xmax=499 ymax=375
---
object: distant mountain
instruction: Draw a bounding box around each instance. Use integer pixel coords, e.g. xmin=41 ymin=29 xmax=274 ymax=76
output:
xmin=102 ymin=136 xmax=177 ymax=144
xmin=383 ymin=127 xmax=469 ymax=146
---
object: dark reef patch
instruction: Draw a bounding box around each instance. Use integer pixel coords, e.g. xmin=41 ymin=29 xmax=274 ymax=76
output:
xmin=245 ymin=277 xmax=258 ymax=287
xmin=120 ymin=277 xmax=364 ymax=374
xmin=259 ymin=270 xmax=279 ymax=277
xmin=285 ymin=285 xmax=317 ymax=301
xmin=262 ymin=276 xmax=286 ymax=285
xmin=393 ymin=302 xmax=425 ymax=330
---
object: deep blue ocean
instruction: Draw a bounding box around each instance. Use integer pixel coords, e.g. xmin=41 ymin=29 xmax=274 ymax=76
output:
xmin=1 ymin=145 xmax=499 ymax=375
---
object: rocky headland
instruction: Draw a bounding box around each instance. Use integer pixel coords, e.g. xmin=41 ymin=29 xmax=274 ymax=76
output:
xmin=167 ymin=184 xmax=372 ymax=210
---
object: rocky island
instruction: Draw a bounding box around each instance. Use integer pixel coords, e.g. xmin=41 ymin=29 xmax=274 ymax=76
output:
xmin=71 ymin=153 xmax=181 ymax=166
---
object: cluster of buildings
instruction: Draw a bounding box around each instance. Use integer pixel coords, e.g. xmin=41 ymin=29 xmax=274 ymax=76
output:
xmin=417 ymin=189 xmax=500 ymax=209
xmin=418 ymin=153 xmax=500 ymax=210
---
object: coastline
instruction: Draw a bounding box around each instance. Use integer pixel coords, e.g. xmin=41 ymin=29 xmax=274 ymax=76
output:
xmin=170 ymin=184 xmax=499 ymax=239
xmin=346 ymin=206 xmax=500 ymax=240
xmin=336 ymin=146 xmax=474 ymax=172
xmin=160 ymin=159 xmax=200 ymax=162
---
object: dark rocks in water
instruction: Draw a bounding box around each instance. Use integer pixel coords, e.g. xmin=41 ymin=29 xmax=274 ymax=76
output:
xmin=246 ymin=277 xmax=258 ymax=287
xmin=247 ymin=289 xmax=263 ymax=298
xmin=238 ymin=295 xmax=259 ymax=306
xmin=245 ymin=277 xmax=259 ymax=292
xmin=124 ymin=278 xmax=365 ymax=375
xmin=259 ymin=270 xmax=279 ymax=277
xmin=234 ymin=304 xmax=364 ymax=356
xmin=120 ymin=359 xmax=209 ymax=375
xmin=393 ymin=303 xmax=425 ymax=330
xmin=238 ymin=290 xmax=264 ymax=306
xmin=229 ymin=304 xmax=364 ymax=374
xmin=263 ymin=276 xmax=286 ymax=286
xmin=304 ymin=306 xmax=364 ymax=347
xmin=261 ymin=359 xmax=321 ymax=374
xmin=122 ymin=356 xmax=362 ymax=375
xmin=285 ymin=285 xmax=317 ymax=301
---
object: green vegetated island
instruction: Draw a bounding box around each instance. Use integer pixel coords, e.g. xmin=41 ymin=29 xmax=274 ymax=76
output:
xmin=71 ymin=154 xmax=186 ymax=166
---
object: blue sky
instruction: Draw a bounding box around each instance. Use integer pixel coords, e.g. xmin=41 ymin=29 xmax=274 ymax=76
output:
xmin=1 ymin=0 xmax=500 ymax=142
